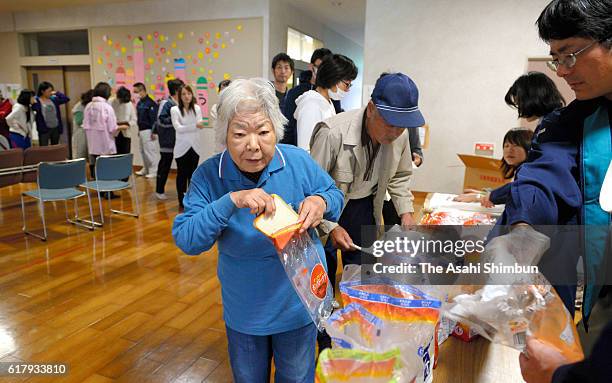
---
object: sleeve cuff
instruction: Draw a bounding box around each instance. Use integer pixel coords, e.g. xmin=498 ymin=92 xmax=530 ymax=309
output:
xmin=210 ymin=193 xmax=238 ymax=221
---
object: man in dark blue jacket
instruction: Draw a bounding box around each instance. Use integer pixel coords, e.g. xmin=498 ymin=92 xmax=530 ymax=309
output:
xmin=134 ymin=82 xmax=159 ymax=178
xmin=152 ymin=78 xmax=183 ymax=200
xmin=281 ymin=48 xmax=343 ymax=146
xmin=502 ymin=0 xmax=611 ymax=374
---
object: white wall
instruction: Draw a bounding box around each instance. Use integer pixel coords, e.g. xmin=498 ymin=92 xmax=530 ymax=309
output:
xmin=364 ymin=0 xmax=551 ymax=193
xmin=268 ymin=0 xmax=364 ymax=110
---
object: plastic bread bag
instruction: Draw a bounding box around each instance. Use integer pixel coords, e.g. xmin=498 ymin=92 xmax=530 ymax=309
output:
xmin=445 ymin=278 xmax=584 ymax=362
xmin=324 ymin=303 xmax=421 ymax=382
xmin=315 ymin=348 xmax=415 ymax=383
xmin=339 ymin=267 xmax=441 ymax=383
xmin=254 ymin=194 xmax=333 ymax=331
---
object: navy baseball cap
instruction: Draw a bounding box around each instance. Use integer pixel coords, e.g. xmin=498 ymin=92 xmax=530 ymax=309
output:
xmin=371 ymin=73 xmax=425 ymax=128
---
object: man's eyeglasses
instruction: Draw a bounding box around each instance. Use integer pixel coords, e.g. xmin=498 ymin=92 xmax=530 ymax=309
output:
xmin=341 ymin=80 xmax=352 ymax=89
xmin=546 ymin=41 xmax=596 ymax=71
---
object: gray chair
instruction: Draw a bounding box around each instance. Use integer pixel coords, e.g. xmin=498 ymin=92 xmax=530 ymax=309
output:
xmin=20 ymin=158 xmax=95 ymax=241
xmin=80 ymin=153 xmax=139 ymax=226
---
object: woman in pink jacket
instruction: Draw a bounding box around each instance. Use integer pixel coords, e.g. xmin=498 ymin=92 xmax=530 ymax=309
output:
xmin=83 ymin=82 xmax=123 ymax=178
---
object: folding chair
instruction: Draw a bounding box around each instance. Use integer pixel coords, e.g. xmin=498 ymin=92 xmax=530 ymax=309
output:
xmin=20 ymin=158 xmax=95 ymax=241
xmin=81 ymin=153 xmax=139 ymax=226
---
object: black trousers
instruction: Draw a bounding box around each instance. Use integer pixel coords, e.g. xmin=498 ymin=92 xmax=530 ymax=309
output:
xmin=382 ymin=200 xmax=401 ymax=226
xmin=175 ymin=147 xmax=199 ymax=207
xmin=39 ymin=128 xmax=60 ymax=146
xmin=114 ymin=135 xmax=131 ymax=181
xmin=156 ymin=152 xmax=173 ymax=194
xmin=319 ymin=195 xmax=376 ymax=349
xmin=115 ymin=134 xmax=131 ymax=155
xmin=323 ymin=195 xmax=376 ymax=291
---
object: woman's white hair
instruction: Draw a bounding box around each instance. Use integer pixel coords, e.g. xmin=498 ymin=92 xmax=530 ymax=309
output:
xmin=215 ymin=78 xmax=287 ymax=147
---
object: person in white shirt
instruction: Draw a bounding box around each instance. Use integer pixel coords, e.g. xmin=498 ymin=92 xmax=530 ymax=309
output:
xmin=6 ymin=90 xmax=35 ymax=149
xmin=294 ymin=54 xmax=357 ymax=151
xmin=110 ymin=86 xmax=138 ymax=156
xmin=170 ymin=84 xmax=206 ymax=209
xmin=71 ymin=89 xmax=93 ymax=160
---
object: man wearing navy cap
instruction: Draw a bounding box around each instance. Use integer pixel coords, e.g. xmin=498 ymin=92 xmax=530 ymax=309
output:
xmin=309 ymin=71 xmax=424 ymax=296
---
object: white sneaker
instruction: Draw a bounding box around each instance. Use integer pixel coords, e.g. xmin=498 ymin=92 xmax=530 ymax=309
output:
xmin=135 ymin=169 xmax=147 ymax=176
xmin=155 ymin=193 xmax=168 ymax=200
xmin=145 ymin=172 xmax=157 ymax=179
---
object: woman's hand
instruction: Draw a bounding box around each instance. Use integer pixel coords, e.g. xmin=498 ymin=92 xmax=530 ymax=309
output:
xmin=196 ymin=121 xmax=206 ymax=129
xmin=297 ymin=195 xmax=326 ymax=233
xmin=230 ymin=188 xmax=276 ymax=217
xmin=480 ymin=193 xmax=494 ymax=208
xmin=454 ymin=193 xmax=481 ymax=203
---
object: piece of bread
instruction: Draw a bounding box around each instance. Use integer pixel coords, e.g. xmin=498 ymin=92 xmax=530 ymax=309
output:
xmin=253 ymin=194 xmax=300 ymax=236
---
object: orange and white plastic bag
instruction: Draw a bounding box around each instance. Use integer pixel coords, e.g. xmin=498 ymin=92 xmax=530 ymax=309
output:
xmin=254 ymin=194 xmax=333 ymax=331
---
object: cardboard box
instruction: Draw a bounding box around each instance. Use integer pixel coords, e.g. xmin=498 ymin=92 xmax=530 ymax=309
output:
xmin=457 ymin=154 xmax=510 ymax=191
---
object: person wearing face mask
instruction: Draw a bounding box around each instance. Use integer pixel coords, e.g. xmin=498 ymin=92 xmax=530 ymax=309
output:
xmin=294 ymin=54 xmax=357 ymax=151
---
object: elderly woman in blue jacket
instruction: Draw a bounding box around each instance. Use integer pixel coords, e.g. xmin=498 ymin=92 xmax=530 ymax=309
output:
xmin=172 ymin=78 xmax=343 ymax=383
xmin=32 ymin=81 xmax=70 ymax=146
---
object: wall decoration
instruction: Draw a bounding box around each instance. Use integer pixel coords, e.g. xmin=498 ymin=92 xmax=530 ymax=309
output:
xmin=91 ymin=17 xmax=262 ymax=117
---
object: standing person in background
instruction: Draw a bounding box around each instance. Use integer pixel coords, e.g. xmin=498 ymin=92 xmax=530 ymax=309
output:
xmin=171 ymin=84 xmax=206 ymax=210
xmin=83 ymin=82 xmax=118 ymax=178
xmin=33 ymin=81 xmax=70 ymax=146
xmin=505 ymin=71 xmax=566 ymax=130
xmin=111 ymin=86 xmax=138 ymax=156
xmin=133 ymin=82 xmax=160 ymax=179
xmin=282 ymin=48 xmax=334 ymax=146
xmin=294 ymin=54 xmax=357 ymax=151
xmin=210 ymin=79 xmax=231 ymax=154
xmin=153 ymin=78 xmax=184 ymax=200
xmin=6 ymin=89 xmax=35 ymax=149
xmin=0 ymin=91 xmax=12 ymax=142
xmin=71 ymin=90 xmax=93 ymax=160
xmin=271 ymin=53 xmax=294 ymax=112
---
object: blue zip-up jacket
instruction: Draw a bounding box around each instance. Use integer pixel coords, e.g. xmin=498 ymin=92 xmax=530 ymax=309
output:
xmin=136 ymin=94 xmax=158 ymax=131
xmin=172 ymin=144 xmax=344 ymax=335
xmin=497 ymin=97 xmax=611 ymax=323
xmin=153 ymin=97 xmax=176 ymax=150
xmin=32 ymin=92 xmax=70 ymax=135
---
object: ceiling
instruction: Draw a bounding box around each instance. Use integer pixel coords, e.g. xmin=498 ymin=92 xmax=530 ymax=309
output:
xmin=0 ymin=0 xmax=146 ymax=13
xmin=286 ymin=0 xmax=365 ymax=45
xmin=0 ymin=0 xmax=366 ymax=45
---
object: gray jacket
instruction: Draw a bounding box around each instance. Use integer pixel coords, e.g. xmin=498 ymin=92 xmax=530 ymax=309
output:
xmin=309 ymin=106 xmax=414 ymax=235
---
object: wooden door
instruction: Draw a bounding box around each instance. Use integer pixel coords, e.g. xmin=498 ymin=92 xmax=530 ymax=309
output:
xmin=64 ymin=66 xmax=91 ymax=129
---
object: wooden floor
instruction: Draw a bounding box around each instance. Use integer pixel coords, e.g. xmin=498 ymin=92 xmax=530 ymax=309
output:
xmin=0 ymin=175 xmax=231 ymax=383
xmin=0 ymin=176 xmax=431 ymax=383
